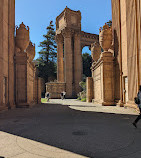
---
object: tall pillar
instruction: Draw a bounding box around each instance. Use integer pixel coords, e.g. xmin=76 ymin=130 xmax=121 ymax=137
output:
xmin=74 ymin=32 xmax=82 ymax=96
xmin=62 ymin=29 xmax=73 ymax=98
xmin=8 ymin=0 xmax=15 ymax=108
xmin=56 ymin=34 xmax=64 ymax=82
xmin=0 ymin=0 xmax=4 ymax=109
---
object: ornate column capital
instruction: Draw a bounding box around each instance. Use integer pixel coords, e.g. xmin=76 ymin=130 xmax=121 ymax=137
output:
xmin=74 ymin=30 xmax=81 ymax=38
xmin=55 ymin=34 xmax=64 ymax=43
xmin=62 ymin=28 xmax=74 ymax=38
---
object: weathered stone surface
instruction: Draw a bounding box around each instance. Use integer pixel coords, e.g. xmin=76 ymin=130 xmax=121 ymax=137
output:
xmin=88 ymin=0 xmax=141 ymax=108
xmin=52 ymin=7 xmax=99 ymax=98
xmin=86 ymin=77 xmax=94 ymax=102
xmin=46 ymin=82 xmax=66 ymax=98
xmin=111 ymin=0 xmax=141 ymax=108
xmin=0 ymin=3 xmax=42 ymax=111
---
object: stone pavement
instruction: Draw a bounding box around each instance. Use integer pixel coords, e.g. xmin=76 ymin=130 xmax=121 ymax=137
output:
xmin=0 ymin=131 xmax=86 ymax=158
xmin=0 ymin=101 xmax=141 ymax=158
xmin=49 ymin=99 xmax=138 ymax=115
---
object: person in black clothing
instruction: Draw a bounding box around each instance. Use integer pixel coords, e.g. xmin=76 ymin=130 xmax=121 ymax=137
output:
xmin=60 ymin=92 xmax=64 ymax=100
xmin=46 ymin=92 xmax=50 ymax=102
xmin=133 ymin=85 xmax=141 ymax=128
xmin=63 ymin=91 xmax=66 ymax=99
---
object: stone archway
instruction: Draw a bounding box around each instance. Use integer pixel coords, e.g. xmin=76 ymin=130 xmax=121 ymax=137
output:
xmin=55 ymin=7 xmax=99 ymax=98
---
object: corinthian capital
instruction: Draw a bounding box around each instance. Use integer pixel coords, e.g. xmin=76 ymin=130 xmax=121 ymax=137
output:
xmin=55 ymin=34 xmax=64 ymax=43
xmin=62 ymin=28 xmax=74 ymax=38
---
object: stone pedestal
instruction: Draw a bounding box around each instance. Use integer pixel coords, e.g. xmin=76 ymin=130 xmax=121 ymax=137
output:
xmin=101 ymin=51 xmax=115 ymax=105
xmin=14 ymin=51 xmax=28 ymax=107
xmin=46 ymin=82 xmax=66 ymax=98
xmin=15 ymin=51 xmax=41 ymax=107
xmin=86 ymin=77 xmax=94 ymax=102
xmin=92 ymin=51 xmax=114 ymax=105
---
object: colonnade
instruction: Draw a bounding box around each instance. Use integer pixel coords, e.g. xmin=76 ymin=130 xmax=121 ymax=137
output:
xmin=56 ymin=28 xmax=82 ymax=98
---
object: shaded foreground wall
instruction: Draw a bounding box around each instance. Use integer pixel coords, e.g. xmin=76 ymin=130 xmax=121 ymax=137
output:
xmin=0 ymin=0 xmax=41 ymax=111
xmin=0 ymin=0 xmax=15 ymax=110
xmin=112 ymin=0 xmax=141 ymax=106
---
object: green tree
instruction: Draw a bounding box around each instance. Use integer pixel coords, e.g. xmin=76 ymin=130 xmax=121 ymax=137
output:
xmin=82 ymin=52 xmax=92 ymax=77
xmin=37 ymin=21 xmax=57 ymax=82
xmin=106 ymin=20 xmax=112 ymax=27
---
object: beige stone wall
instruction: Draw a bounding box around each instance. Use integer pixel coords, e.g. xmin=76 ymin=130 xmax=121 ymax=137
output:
xmin=111 ymin=0 xmax=121 ymax=102
xmin=27 ymin=62 xmax=34 ymax=104
xmin=59 ymin=16 xmax=66 ymax=30
xmin=93 ymin=64 xmax=102 ymax=103
xmin=15 ymin=53 xmax=27 ymax=105
xmin=46 ymin=82 xmax=66 ymax=99
xmin=1 ymin=0 xmax=9 ymax=108
xmin=74 ymin=33 xmax=82 ymax=96
xmin=126 ymin=0 xmax=138 ymax=102
xmin=8 ymin=0 xmax=15 ymax=108
xmin=112 ymin=0 xmax=141 ymax=106
xmin=138 ymin=1 xmax=141 ymax=84
xmin=0 ymin=1 xmax=42 ymax=110
xmin=91 ymin=52 xmax=114 ymax=105
xmin=120 ymin=0 xmax=127 ymax=77
xmin=0 ymin=0 xmax=15 ymax=110
xmin=63 ymin=29 xmax=73 ymax=98
xmin=86 ymin=77 xmax=94 ymax=102
xmin=15 ymin=53 xmax=42 ymax=107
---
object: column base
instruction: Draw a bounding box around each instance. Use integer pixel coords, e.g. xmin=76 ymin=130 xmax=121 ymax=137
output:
xmin=102 ymin=101 xmax=115 ymax=106
xmin=0 ymin=105 xmax=8 ymax=112
xmin=16 ymin=103 xmax=29 ymax=108
xmin=116 ymin=100 xmax=124 ymax=107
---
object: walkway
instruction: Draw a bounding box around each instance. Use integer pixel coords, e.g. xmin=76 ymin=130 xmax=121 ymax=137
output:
xmin=49 ymin=99 xmax=138 ymax=115
xmin=0 ymin=101 xmax=140 ymax=158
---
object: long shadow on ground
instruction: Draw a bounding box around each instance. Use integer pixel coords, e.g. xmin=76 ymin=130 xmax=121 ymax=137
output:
xmin=0 ymin=103 xmax=140 ymax=158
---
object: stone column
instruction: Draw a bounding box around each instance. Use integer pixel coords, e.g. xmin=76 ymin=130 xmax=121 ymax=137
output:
xmin=62 ymin=28 xmax=73 ymax=98
xmin=101 ymin=52 xmax=114 ymax=106
xmin=74 ymin=32 xmax=82 ymax=96
xmin=56 ymin=34 xmax=64 ymax=82
xmin=0 ymin=0 xmax=4 ymax=109
xmin=86 ymin=77 xmax=94 ymax=102
xmin=8 ymin=0 xmax=15 ymax=108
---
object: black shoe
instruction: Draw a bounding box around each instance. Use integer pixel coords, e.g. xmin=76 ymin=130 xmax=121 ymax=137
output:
xmin=133 ymin=122 xmax=137 ymax=128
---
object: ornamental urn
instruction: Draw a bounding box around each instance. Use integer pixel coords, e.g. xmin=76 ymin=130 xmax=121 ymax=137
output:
xmin=15 ymin=22 xmax=30 ymax=51
xmin=99 ymin=23 xmax=112 ymax=51
xmin=26 ymin=41 xmax=35 ymax=62
xmin=91 ymin=42 xmax=101 ymax=62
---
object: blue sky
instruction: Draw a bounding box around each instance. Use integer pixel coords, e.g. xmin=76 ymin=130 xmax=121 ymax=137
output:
xmin=15 ymin=0 xmax=112 ymax=59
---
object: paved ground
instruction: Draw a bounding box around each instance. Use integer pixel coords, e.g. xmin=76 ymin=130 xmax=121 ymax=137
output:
xmin=48 ymin=99 xmax=138 ymax=115
xmin=0 ymin=100 xmax=141 ymax=158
